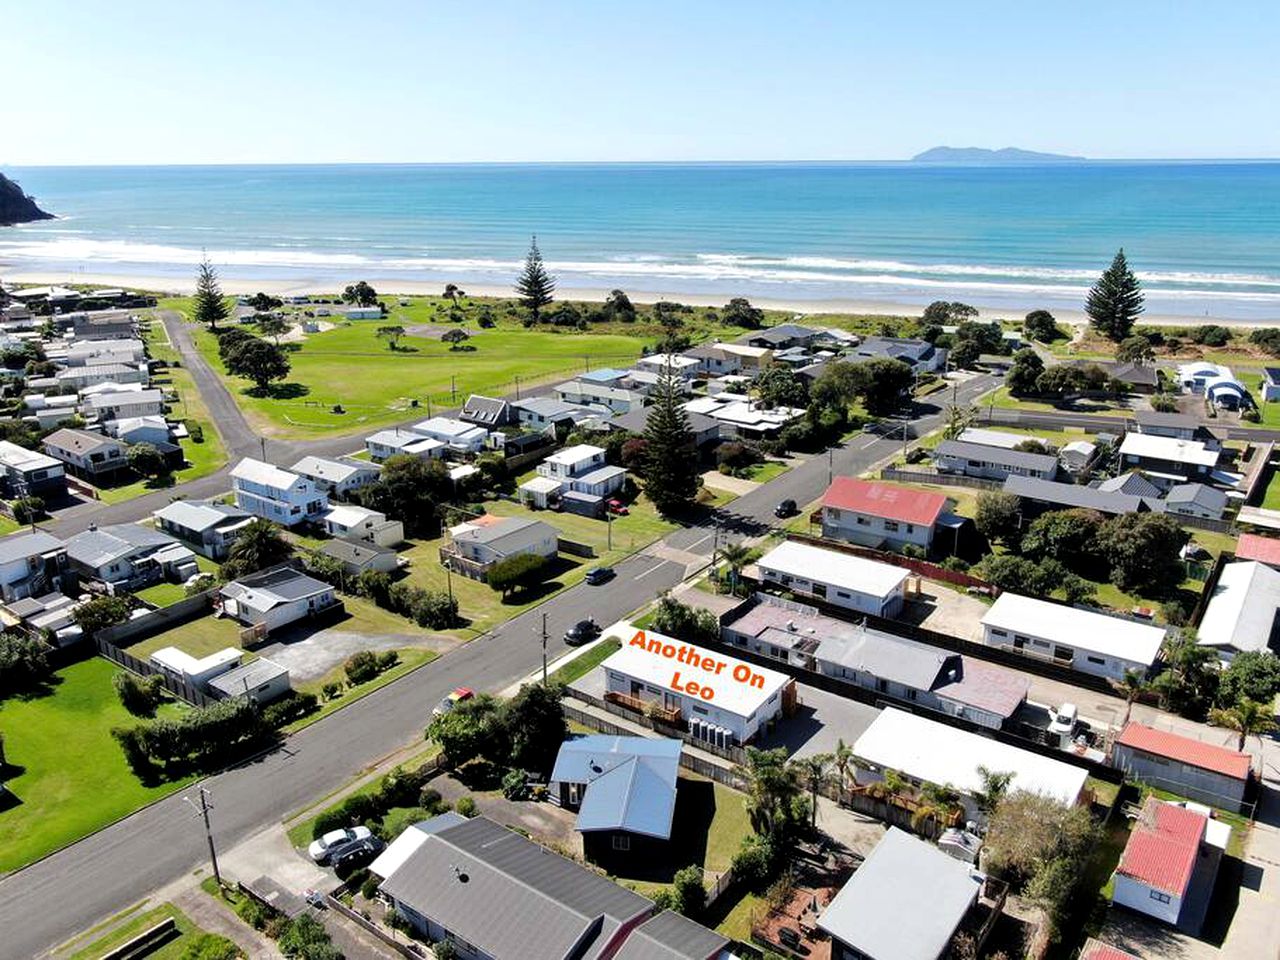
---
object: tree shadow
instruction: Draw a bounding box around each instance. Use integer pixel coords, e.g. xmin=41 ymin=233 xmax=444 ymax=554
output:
xmin=500 ymin=556 xmax=583 ymax=606
xmin=247 ymin=382 xmax=310 ymax=400
xmin=4 ymin=672 xmax=63 ymax=702
xmin=0 ymin=786 xmax=23 ymax=813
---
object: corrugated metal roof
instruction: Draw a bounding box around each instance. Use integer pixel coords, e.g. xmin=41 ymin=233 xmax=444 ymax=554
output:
xmin=1234 ymin=532 xmax=1280 ymax=566
xmin=935 ymin=439 xmax=1059 ymax=473
xmin=1117 ymin=723 xmax=1251 ymax=781
xmin=822 ymin=477 xmax=947 ymax=526
xmin=1004 ymin=475 xmax=1146 ymax=514
xmin=613 ymin=910 xmax=729 ymax=960
xmin=551 ymin=736 xmax=681 ymax=840
xmin=1115 ymin=798 xmax=1206 ymax=896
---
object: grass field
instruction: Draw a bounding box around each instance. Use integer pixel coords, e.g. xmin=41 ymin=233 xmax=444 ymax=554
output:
xmin=0 ymin=658 xmax=195 ymax=873
xmin=124 ymin=614 xmax=246 ymax=661
xmin=739 ymin=460 xmax=790 ymax=484
xmin=547 ymin=637 xmax=622 ymax=687
xmin=986 ymin=386 xmax=1129 ymax=415
xmin=64 ymin=903 xmax=216 ymax=960
xmin=0 ymin=514 xmax=21 ymax=536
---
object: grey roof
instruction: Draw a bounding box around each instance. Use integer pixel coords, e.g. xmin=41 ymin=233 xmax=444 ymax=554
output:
xmin=1166 ymin=482 xmax=1228 ymax=512
xmin=576 ymin=465 xmax=628 ymax=486
xmin=289 ymin=455 xmax=372 ymax=485
xmin=318 ymin=539 xmax=396 ymax=564
xmin=935 ymin=439 xmax=1059 ymax=473
xmin=741 ymin=323 xmax=816 ymax=346
xmin=454 ymin=515 xmax=555 ymax=550
xmin=613 ymin=911 xmax=730 ymax=960
xmin=814 ymin=622 xmax=959 ymax=690
xmin=818 ymin=828 xmax=979 ymax=960
xmin=379 ymin=815 xmax=652 ymax=960
xmin=222 ymin=567 xmax=332 ymax=605
xmin=65 ymin=524 xmax=176 ymax=568
xmin=511 ymin=396 xmax=586 ymax=420
xmin=857 ymin=336 xmax=935 ymax=363
xmin=0 ymin=530 xmax=63 ymax=564
xmin=608 ymin=405 xmax=720 ymax=437
xmin=207 ymin=658 xmax=289 ymax=697
xmin=551 ymin=736 xmax=681 ymax=839
xmin=1004 ymin=475 xmax=1146 ymax=515
xmin=1097 ymin=472 xmax=1164 ymax=498
xmin=44 ymin=428 xmax=119 ymax=456
xmin=1074 ymin=360 xmax=1159 ymax=387
xmin=1135 ymin=410 xmax=1199 ymax=429
xmin=461 ymin=394 xmax=510 ymax=425
xmin=155 ymin=499 xmax=251 ymax=533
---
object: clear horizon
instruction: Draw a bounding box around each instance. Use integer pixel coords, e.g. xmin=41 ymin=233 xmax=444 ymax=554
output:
xmin=5 ymin=1 xmax=1279 ymax=166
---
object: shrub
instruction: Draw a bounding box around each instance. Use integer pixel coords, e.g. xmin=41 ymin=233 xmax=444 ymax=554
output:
xmin=344 ymin=650 xmax=380 ymax=685
xmin=455 ymin=795 xmax=478 ymax=817
xmin=385 ymin=910 xmax=411 ymax=933
xmin=234 ymin=897 xmax=273 ymax=931
xmin=0 ymin=632 xmax=51 ymax=699
xmin=179 ymin=933 xmax=242 ymax=960
xmin=112 ymin=696 xmax=270 ymax=774
xmin=411 ymin=589 xmax=459 ymax=629
xmin=262 ymin=692 xmax=319 ymax=728
xmin=360 ymin=874 xmax=381 ymax=901
xmin=487 ymin=553 xmax=549 ymax=598
xmin=501 ymin=768 xmax=531 ymax=800
xmin=671 ymin=865 xmax=707 ymax=917
xmin=321 ymin=681 xmax=342 ymax=701
xmin=11 ymin=496 xmax=44 ymax=524
xmin=277 ymin=913 xmax=339 ymax=959
xmin=732 ymin=834 xmax=779 ymax=891
xmin=113 ymin=671 xmax=166 ymax=716
xmin=420 ymin=786 xmax=443 ymax=811
xmin=186 ymin=421 xmax=205 ymax=443
xmin=376 ymin=650 xmax=399 ymax=672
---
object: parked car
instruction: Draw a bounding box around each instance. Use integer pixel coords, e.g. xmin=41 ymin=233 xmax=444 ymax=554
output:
xmin=774 ymin=498 xmax=797 ymax=518
xmin=564 ymin=618 xmax=601 ymax=646
xmin=308 ymin=826 xmax=373 ymax=864
xmin=607 ymin=499 xmax=630 ymax=516
xmin=1047 ymin=703 xmax=1078 ymax=737
xmin=584 ymin=567 xmax=615 ymax=585
xmin=331 ymin=837 xmax=384 ymax=872
xmin=432 ymin=687 xmax=474 ymax=717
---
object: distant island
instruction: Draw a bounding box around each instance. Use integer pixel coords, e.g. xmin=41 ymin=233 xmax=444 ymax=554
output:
xmin=911 ymin=146 xmax=1086 ymax=165
xmin=0 ymin=173 xmax=53 ymax=226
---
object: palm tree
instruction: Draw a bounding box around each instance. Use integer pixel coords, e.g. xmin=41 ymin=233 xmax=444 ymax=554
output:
xmin=911 ymin=781 xmax=963 ymax=835
xmin=1111 ymin=669 xmax=1148 ymax=728
xmin=831 ymin=738 xmax=856 ymax=806
xmin=972 ymin=765 xmax=1014 ymax=818
xmin=792 ymin=753 xmax=833 ymax=829
xmin=224 ymin=518 xmax=293 ymax=578
xmin=739 ymin=747 xmax=800 ymax=838
xmin=718 ymin=542 xmax=752 ymax=596
xmin=942 ymin=404 xmax=978 ymax=441
xmin=1208 ymin=699 xmax=1277 ymax=753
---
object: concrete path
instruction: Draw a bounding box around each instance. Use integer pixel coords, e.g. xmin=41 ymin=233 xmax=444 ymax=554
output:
xmin=171 ymin=886 xmax=280 ymax=958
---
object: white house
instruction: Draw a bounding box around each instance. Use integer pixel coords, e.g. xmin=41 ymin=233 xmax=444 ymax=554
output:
xmin=318 ymin=538 xmax=400 ymax=577
xmin=683 ymin=344 xmax=743 ymax=376
xmin=55 ymin=362 xmax=148 ymax=390
xmin=521 ymin=444 xmax=627 ymax=510
xmin=207 ymin=658 xmax=292 ymax=704
xmin=934 ymin=439 xmax=1059 ymax=482
xmin=107 ymin=415 xmax=170 ymax=446
xmin=1118 ymin=433 xmax=1218 ymax=485
xmin=819 ymin=477 xmax=949 ymax=551
xmin=64 ymin=338 xmax=146 ymax=366
xmin=554 ymin=379 xmax=648 ymax=414
xmin=601 ymin=625 xmax=795 ymax=745
xmin=80 ymin=387 xmax=165 ymax=421
xmin=444 ymin=515 xmax=559 ymax=579
xmin=1196 ymin=560 xmax=1280 ymax=659
xmin=980 ymin=593 xmax=1166 ymax=681
xmin=853 ymin=708 xmax=1089 ymax=824
xmin=218 ymin=567 xmax=340 ymax=631
xmin=150 ymin=646 xmax=242 ymax=687
xmin=365 ymin=429 xmax=446 ymax=462
xmin=634 ymin=353 xmax=701 ymax=380
xmin=410 ymin=417 xmax=489 ymax=454
xmin=1177 ymin=362 xmax=1232 ymax=393
xmin=0 ymin=531 xmax=66 ymax=602
xmin=64 ymin=523 xmax=197 ymax=587
xmin=757 ymin=540 xmax=909 ymax=618
xmin=290 ymin=455 xmax=380 ymax=499
xmin=230 ymin=457 xmax=329 ymax=527
xmin=323 ymin=503 xmax=404 ymax=547
xmin=0 ymin=439 xmax=66 ymax=498
xmin=153 ymin=499 xmax=254 ymax=560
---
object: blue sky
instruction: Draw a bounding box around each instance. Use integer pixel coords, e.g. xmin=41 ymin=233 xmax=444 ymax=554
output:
xmin=5 ymin=1 xmax=1278 ymax=164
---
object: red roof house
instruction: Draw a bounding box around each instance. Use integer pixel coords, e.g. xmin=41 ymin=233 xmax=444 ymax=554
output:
xmin=1234 ymin=532 xmax=1280 ymax=568
xmin=1116 ymin=723 xmax=1252 ymax=781
xmin=820 ymin=478 xmax=949 ymax=550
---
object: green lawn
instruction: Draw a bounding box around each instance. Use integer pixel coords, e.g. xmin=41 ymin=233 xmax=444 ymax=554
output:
xmin=286 ymin=648 xmax=439 ymax=734
xmin=739 ymin=460 xmax=789 ymax=484
xmin=1263 ymin=467 xmax=1280 ymax=510
xmin=64 ymin=903 xmax=217 ymax=960
xmin=0 ymin=514 xmax=21 ymax=536
xmin=133 ymin=581 xmax=189 ymax=608
xmin=123 ymin=614 xmax=247 ymax=661
xmin=547 ymin=637 xmax=622 ymax=687
xmin=0 ymin=658 xmax=195 ymax=873
xmin=986 ymin=386 xmax=1128 ymax=415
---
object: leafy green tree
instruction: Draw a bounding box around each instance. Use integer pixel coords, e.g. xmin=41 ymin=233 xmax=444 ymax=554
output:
xmin=248 ymin=292 xmax=282 ymax=312
xmin=359 ymin=454 xmax=450 ymax=537
xmin=376 ymin=325 xmax=405 ymax=350
xmin=973 ymin=766 xmax=1015 ymax=818
xmin=651 ymin=595 xmax=720 ymax=644
xmin=1019 ymin=509 xmax=1104 ymax=571
xmin=441 ymin=328 xmax=470 ymax=350
xmin=486 ymin=552 xmax=549 ymax=598
xmin=602 ymin=288 xmax=636 ymax=322
xmin=792 ymin=752 xmax=833 ymax=828
xmin=717 ymin=541 xmax=753 ymax=596
xmin=809 ymin=361 xmax=863 ymax=413
xmin=955 ymin=320 xmax=1004 ymax=354
xmin=1152 ymin=632 xmax=1220 ymax=718
xmin=1034 ymin=364 xmax=1084 ymax=400
xmin=1217 ymin=651 xmax=1280 ymax=708
xmin=426 ymin=694 xmax=505 ymax=765
xmin=739 ymin=747 xmax=804 ymax=839
xmin=71 ymin=595 xmax=132 ymax=639
xmin=342 ymin=281 xmax=379 ymax=306
xmin=224 ymin=338 xmax=290 ymax=394
xmin=193 ymin=258 xmax=229 ymax=330
xmin=255 ymin=315 xmax=288 ymax=345
xmin=922 ymin=301 xmax=978 ymax=324
xmin=0 ymin=632 xmax=51 ymax=698
xmin=671 ymin=865 xmax=707 ymax=918
xmin=1086 ymin=248 xmax=1145 ymax=341
xmin=722 ymin=297 xmax=764 ymax=328
xmin=948 ymin=338 xmax=981 ymax=369
xmin=223 ymin=518 xmax=293 ymax=578
xmin=1248 ymin=328 xmax=1280 ymax=357
xmin=1023 ymin=310 xmax=1059 ymax=342
xmin=1208 ymin=699 xmax=1276 ymax=752
xmin=1116 ymin=334 xmax=1155 ymax=365
xmin=977 ymin=554 xmax=1053 ymax=595
xmin=753 ymin=367 xmax=808 ymax=408
xmin=1006 ymin=348 xmax=1045 ymax=395
xmin=847 ymin=357 xmax=914 ymax=415
xmin=1096 ymin=512 xmax=1186 ymax=594
xmin=974 ymin=491 xmax=1022 ymax=544
xmin=12 ymin=496 xmax=44 ymax=524
xmin=515 ymin=236 xmax=556 ymax=323
xmin=127 ymin=442 xmax=169 ymax=481
xmin=277 ymin=913 xmax=340 ymax=960
xmin=503 ymin=682 xmax=567 ymax=774
xmin=642 ymin=368 xmax=700 ymax=516
xmin=216 ymin=327 xmax=257 ymax=361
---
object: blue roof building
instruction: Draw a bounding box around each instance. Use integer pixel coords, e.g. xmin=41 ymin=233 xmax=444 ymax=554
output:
xmin=580 ymin=368 xmax=629 ymax=384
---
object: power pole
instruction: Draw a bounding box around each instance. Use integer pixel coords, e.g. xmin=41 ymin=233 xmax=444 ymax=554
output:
xmin=451 ymin=374 xmax=456 ymax=404
xmin=827 ymin=447 xmax=834 ymax=484
xmin=540 ymin=612 xmax=549 ymax=684
xmin=184 ymin=787 xmax=221 ymax=888
xmin=514 ymin=375 xmax=521 ymax=399
xmin=259 ymin=436 xmax=266 ymax=461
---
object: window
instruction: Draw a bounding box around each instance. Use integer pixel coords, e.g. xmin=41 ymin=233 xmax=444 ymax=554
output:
xmin=828 ymin=509 xmax=841 ymax=520
xmin=906 ymin=524 xmax=914 ymax=533
xmin=855 ymin=516 xmax=870 ymax=526
xmin=884 ymin=520 xmax=900 ymax=533
xmin=812 ymin=583 xmax=827 ymax=598
xmin=612 ymin=835 xmax=631 ymax=852
xmin=876 ymin=678 xmax=888 ymax=693
xmin=1149 ymin=890 xmax=1172 ymax=904
xmin=1086 ymin=656 xmax=1106 ymax=665
xmin=991 ymin=629 xmax=1008 ymax=638
xmin=907 ymin=688 xmax=917 ymax=701
xmin=837 ymin=591 xmax=851 ymax=599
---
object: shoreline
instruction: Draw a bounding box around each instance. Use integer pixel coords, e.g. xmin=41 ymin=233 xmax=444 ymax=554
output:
xmin=1 ymin=268 xmax=1269 ymax=328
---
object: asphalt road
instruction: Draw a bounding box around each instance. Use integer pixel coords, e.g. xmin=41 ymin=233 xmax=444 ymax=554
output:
xmin=0 ymin=370 xmax=994 ymax=959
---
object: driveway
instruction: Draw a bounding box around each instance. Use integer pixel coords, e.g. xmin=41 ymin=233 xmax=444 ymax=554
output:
xmin=258 ymin=628 xmax=425 ymax=684
xmin=755 ymin=684 xmax=881 ymax=760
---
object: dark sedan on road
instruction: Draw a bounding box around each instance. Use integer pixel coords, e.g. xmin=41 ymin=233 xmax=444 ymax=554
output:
xmin=564 ymin=619 xmax=601 ymax=645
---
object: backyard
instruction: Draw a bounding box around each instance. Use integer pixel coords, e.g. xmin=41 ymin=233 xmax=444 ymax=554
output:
xmin=0 ymin=657 xmax=195 ymax=873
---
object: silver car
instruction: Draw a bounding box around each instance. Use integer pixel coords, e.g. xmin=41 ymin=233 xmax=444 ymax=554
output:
xmin=308 ymin=825 xmax=373 ymax=864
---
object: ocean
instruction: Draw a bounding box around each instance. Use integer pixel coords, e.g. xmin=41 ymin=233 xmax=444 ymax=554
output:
xmin=3 ymin=162 xmax=1279 ymax=320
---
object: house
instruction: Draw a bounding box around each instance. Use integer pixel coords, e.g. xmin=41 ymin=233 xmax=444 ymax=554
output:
xmin=578 ymin=368 xmax=630 ymax=387
xmin=369 ymin=812 xmax=470 ymax=881
xmin=150 ymin=646 xmax=242 ymax=687
xmin=1195 ymin=560 xmax=1280 ymax=659
xmin=365 ymin=429 xmax=446 ymax=462
xmin=521 ymin=444 xmax=627 ymax=511
xmin=687 ymin=396 xmax=804 ymax=439
xmin=207 ymin=657 xmax=292 ymax=704
xmin=683 ymin=344 xmax=743 ymax=376
xmin=740 ymin=323 xmax=817 ymax=350
xmin=934 ymin=439 xmax=1058 ymax=482
xmin=549 ymin=735 xmax=682 ymax=863
xmin=818 ymin=828 xmax=984 ymax=960
xmin=0 ymin=592 xmax=84 ymax=647
xmin=955 ymin=427 xmax=1037 ymax=450
xmin=317 ymin=538 xmax=399 ymax=577
xmin=980 ymin=593 xmax=1166 ymax=681
xmin=1233 ymin=532 xmax=1280 ymax=568
xmin=70 ymin=311 xmax=137 ymax=340
xmin=1111 ymin=798 xmax=1228 ymax=934
xmin=1096 ymin=471 xmax=1164 ymax=499
xmin=554 ymin=379 xmax=648 ymax=414
xmin=1133 ymin=411 xmax=1220 ymax=449
xmin=1262 ymin=368 xmax=1280 ymax=403
xmin=1118 ymin=433 xmax=1218 ymax=486
xmin=756 ymin=540 xmax=909 ymax=618
xmin=853 ymin=336 xmax=946 ymax=372
xmin=289 ymin=455 xmax=380 ymax=499
xmin=411 ymin=417 xmax=489 ymax=454
xmin=107 ymin=415 xmax=171 ymax=446
xmin=1003 ymin=475 xmax=1152 ymax=517
xmin=0 ymin=439 xmax=66 ymax=498
xmin=1177 ymin=361 xmax=1232 ymax=394
xmin=1112 ymin=723 xmax=1252 ymax=812
xmin=1163 ymin=482 xmax=1228 ymax=520
xmin=0 ymin=531 xmax=66 ymax=602
xmin=634 ymin=353 xmax=701 ymax=380
xmin=322 ymin=503 xmax=404 ymax=547
xmin=509 ymin=397 xmax=592 ymax=435
xmin=65 ymin=523 xmax=197 ymax=587
xmin=217 ymin=567 xmax=341 ymax=631
xmin=1069 ymin=359 xmax=1159 ymax=394
xmin=42 ymin=428 xmax=128 ymax=480
xmin=1059 ymin=439 xmax=1097 ymax=475
xmin=723 ymin=596 xmax=1027 ymax=728
xmin=80 ymin=387 xmax=165 ymax=421
xmin=852 ymin=708 xmax=1089 ymax=823
xmin=606 ymin=406 xmax=722 ymax=448
xmin=459 ymin=394 xmax=512 ymax=428
xmin=55 ymin=362 xmax=148 ymax=390
xmin=153 ymin=500 xmax=254 ymax=560
xmin=715 ymin=342 xmax=773 ymax=371
xmin=819 ymin=477 xmax=949 ymax=551
xmin=601 ymin=625 xmax=795 ymax=746
xmin=612 ymin=911 xmax=731 ymax=960
xmin=230 ymin=458 xmax=329 ymax=527
xmin=64 ymin=338 xmax=146 ymax=367
xmin=443 ymin=515 xmax=558 ymax=579
xmin=377 ymin=813 xmax=654 ymax=960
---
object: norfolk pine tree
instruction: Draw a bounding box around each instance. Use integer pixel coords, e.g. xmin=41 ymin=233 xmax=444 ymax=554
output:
xmin=643 ymin=367 xmax=700 ymax=516
xmin=1086 ymin=248 xmax=1145 ymax=341
xmin=515 ymin=235 xmax=556 ymax=323
xmin=193 ymin=257 xmax=230 ymax=330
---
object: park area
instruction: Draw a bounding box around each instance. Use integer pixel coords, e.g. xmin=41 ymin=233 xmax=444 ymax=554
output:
xmin=0 ymin=657 xmax=195 ymax=873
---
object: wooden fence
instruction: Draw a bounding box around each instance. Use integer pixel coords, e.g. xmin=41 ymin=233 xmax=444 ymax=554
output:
xmin=98 ymin=591 xmax=214 ymax=646
xmin=94 ymin=634 xmax=216 ymax=707
xmin=879 ymin=467 xmax=1003 ymax=492
xmin=785 ymin=531 xmax=996 ymax=592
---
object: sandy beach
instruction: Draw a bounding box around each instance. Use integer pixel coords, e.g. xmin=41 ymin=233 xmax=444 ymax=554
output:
xmin=2 ymin=268 xmax=1263 ymax=328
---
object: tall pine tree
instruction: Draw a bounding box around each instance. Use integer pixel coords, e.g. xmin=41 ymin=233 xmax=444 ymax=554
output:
xmin=192 ymin=257 xmax=230 ymax=330
xmin=642 ymin=366 xmax=700 ymax=516
xmin=515 ymin=235 xmax=555 ymax=323
xmin=1085 ymin=248 xmax=1144 ymax=341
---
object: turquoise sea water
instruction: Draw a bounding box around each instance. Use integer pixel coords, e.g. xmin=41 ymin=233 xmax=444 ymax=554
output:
xmin=3 ymin=162 xmax=1279 ymax=319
